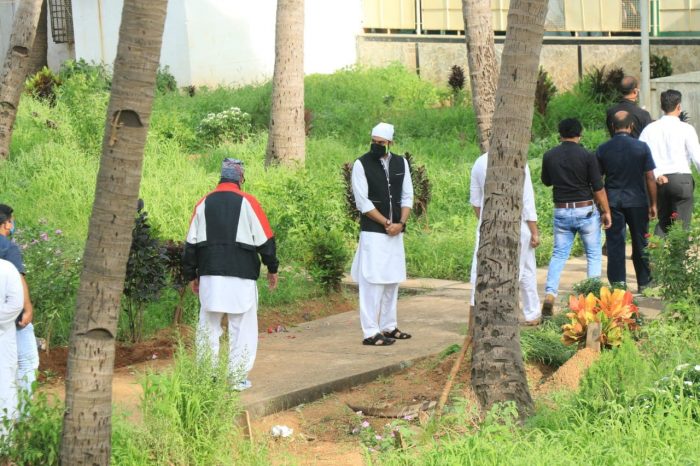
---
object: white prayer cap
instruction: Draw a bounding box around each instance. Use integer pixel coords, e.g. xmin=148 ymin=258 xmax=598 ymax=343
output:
xmin=371 ymin=122 xmax=394 ymax=141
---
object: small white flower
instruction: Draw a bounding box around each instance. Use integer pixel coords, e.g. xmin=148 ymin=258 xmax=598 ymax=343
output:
xmin=684 ymin=381 xmax=693 ymax=386
xmin=694 ymin=365 xmax=700 ymax=371
xmin=676 ymin=363 xmax=690 ymax=371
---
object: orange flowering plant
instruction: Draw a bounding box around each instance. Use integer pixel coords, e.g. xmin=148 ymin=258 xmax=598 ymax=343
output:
xmin=562 ymin=287 xmax=639 ymax=348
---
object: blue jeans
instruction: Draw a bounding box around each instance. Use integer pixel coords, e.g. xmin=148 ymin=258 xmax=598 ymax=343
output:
xmin=16 ymin=323 xmax=39 ymax=395
xmin=545 ymin=206 xmax=602 ymax=296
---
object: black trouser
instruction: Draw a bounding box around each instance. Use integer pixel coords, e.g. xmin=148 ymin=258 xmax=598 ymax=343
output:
xmin=606 ymin=205 xmax=651 ymax=287
xmin=656 ymin=173 xmax=695 ymax=236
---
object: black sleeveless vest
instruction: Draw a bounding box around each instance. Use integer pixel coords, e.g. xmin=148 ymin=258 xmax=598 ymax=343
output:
xmin=358 ymin=152 xmax=406 ymax=234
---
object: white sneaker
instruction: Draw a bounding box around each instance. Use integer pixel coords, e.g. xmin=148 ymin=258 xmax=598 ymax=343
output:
xmin=232 ymin=379 xmax=252 ymax=392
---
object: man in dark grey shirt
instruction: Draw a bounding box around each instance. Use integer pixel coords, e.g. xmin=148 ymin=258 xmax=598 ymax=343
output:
xmin=605 ymin=76 xmax=653 ymax=139
xmin=540 ymin=119 xmax=611 ymax=316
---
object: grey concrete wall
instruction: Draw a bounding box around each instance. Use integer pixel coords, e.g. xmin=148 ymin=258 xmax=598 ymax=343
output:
xmin=650 ymin=72 xmax=700 ymax=136
xmin=358 ymin=36 xmax=700 ymax=92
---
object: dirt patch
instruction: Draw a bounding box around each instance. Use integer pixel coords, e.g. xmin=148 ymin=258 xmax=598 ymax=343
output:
xmin=258 ymin=294 xmax=356 ymax=335
xmin=538 ymin=348 xmax=600 ymax=393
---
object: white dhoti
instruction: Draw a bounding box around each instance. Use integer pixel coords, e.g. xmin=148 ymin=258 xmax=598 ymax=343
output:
xmin=470 ymin=222 xmax=541 ymax=322
xmin=0 ymin=328 xmax=18 ymax=438
xmin=352 ymin=232 xmax=406 ymax=339
xmin=196 ymin=276 xmax=258 ymax=381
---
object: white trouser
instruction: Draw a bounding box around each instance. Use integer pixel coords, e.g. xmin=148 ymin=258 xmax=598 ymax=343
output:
xmin=196 ymin=308 xmax=257 ymax=381
xmin=358 ymin=273 xmax=399 ymax=339
xmin=16 ymin=323 xmax=39 ymax=396
xmin=470 ymin=225 xmax=541 ymax=322
xmin=0 ymin=328 xmax=18 ymax=438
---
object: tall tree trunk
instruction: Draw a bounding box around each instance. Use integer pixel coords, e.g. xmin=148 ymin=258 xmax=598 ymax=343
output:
xmin=470 ymin=0 xmax=548 ymax=419
xmin=462 ymin=0 xmax=498 ymax=153
xmin=265 ymin=0 xmax=305 ymax=167
xmin=0 ymin=0 xmax=44 ymax=160
xmin=60 ymin=0 xmax=168 ymax=463
xmin=28 ymin=0 xmax=48 ymax=76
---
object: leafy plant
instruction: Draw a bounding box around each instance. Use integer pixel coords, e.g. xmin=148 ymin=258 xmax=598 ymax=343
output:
xmin=156 ymin=65 xmax=178 ymax=94
xmin=59 ymin=58 xmax=112 ymax=91
xmin=405 ymin=152 xmax=432 ymax=219
xmin=163 ymin=240 xmax=187 ymax=324
xmin=648 ymin=222 xmax=700 ymax=305
xmin=521 ymin=319 xmax=576 ymax=367
xmin=448 ymin=65 xmax=466 ymax=106
xmin=25 ymin=66 xmax=62 ymax=105
xmin=581 ymin=65 xmax=624 ymax=104
xmin=650 ymin=54 xmax=673 ymax=79
xmin=562 ymin=286 xmax=639 ymax=348
xmin=351 ymin=414 xmax=416 ymax=454
xmin=534 ymin=67 xmax=557 ymax=115
xmin=196 ymin=106 xmax=252 ymax=146
xmin=341 ymin=161 xmax=361 ymax=223
xmin=571 ymin=277 xmax=626 ymax=298
xmin=13 ymin=225 xmax=81 ymax=348
xmin=122 ymin=200 xmax=168 ymax=342
xmin=306 ymin=228 xmax=349 ymax=293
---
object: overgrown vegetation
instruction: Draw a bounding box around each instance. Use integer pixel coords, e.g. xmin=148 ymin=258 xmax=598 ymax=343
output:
xmin=650 ymin=54 xmax=673 ymax=79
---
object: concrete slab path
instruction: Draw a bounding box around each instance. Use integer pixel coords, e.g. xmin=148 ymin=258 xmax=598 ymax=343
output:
xmin=241 ymin=252 xmax=664 ymax=418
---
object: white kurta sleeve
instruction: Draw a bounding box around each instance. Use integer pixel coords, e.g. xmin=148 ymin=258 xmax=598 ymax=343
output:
xmin=401 ymin=157 xmax=413 ymax=208
xmin=522 ymin=164 xmax=538 ymax=222
xmin=470 ymin=154 xmax=487 ymax=209
xmin=0 ymin=260 xmax=23 ymax=337
xmin=351 ymin=160 xmax=376 ymax=214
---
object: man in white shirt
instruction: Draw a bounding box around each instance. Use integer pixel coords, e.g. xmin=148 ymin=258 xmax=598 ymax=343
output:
xmin=470 ymin=154 xmax=541 ymax=325
xmin=639 ymin=89 xmax=700 ymax=235
xmin=351 ymin=122 xmax=414 ymax=346
xmin=0 ymin=258 xmax=24 ymax=438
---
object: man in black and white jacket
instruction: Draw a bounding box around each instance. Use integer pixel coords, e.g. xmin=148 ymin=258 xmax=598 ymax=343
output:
xmin=183 ymin=158 xmax=278 ymax=391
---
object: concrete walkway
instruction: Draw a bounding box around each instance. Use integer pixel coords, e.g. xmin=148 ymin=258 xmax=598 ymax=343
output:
xmin=240 ymin=253 xmax=664 ymax=418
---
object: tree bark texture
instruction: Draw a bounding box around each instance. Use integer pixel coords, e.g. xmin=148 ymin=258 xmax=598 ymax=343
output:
xmin=28 ymin=0 xmax=48 ymax=76
xmin=462 ymin=0 xmax=498 ymax=154
xmin=0 ymin=0 xmax=44 ymax=160
xmin=265 ymin=0 xmax=305 ymax=166
xmin=470 ymin=0 xmax=548 ymax=419
xmin=60 ymin=1 xmax=168 ymax=463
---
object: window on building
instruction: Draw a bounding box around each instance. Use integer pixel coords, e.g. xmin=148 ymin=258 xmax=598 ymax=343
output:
xmin=48 ymin=0 xmax=74 ymax=44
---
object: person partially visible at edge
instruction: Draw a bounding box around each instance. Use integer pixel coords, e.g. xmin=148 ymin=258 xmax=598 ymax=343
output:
xmin=639 ymin=89 xmax=700 ymax=236
xmin=183 ymin=158 xmax=279 ymax=391
xmin=597 ymin=111 xmax=657 ymax=294
xmin=351 ymin=122 xmax=414 ymax=346
xmin=605 ymin=76 xmax=653 ymax=139
xmin=0 ymin=258 xmax=23 ymax=439
xmin=0 ymin=204 xmax=39 ymax=399
xmin=540 ymin=118 xmax=612 ymax=317
xmin=469 ymin=153 xmax=541 ymax=326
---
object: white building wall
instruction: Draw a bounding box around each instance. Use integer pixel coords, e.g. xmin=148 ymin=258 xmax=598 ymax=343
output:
xmin=0 ymin=1 xmax=17 ymax=60
xmin=69 ymin=0 xmax=362 ymax=87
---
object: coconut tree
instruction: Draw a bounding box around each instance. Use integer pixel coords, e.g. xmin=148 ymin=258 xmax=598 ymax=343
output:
xmin=265 ymin=0 xmax=305 ymax=166
xmin=28 ymin=0 xmax=48 ymax=75
xmin=461 ymin=0 xmax=498 ymax=153
xmin=0 ymin=0 xmax=44 ymax=160
xmin=60 ymin=0 xmax=169 ymax=463
xmin=470 ymin=0 xmax=549 ymax=418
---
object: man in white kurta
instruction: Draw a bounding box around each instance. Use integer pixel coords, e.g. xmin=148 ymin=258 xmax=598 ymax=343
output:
xmin=469 ymin=153 xmax=542 ymax=324
xmin=0 ymin=258 xmax=24 ymax=438
xmin=351 ymin=123 xmax=414 ymax=346
xmin=183 ymin=159 xmax=279 ymax=391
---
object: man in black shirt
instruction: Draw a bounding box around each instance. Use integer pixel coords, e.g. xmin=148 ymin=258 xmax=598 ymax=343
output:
xmin=606 ymin=76 xmax=653 ymax=139
xmin=597 ymin=111 xmax=657 ymax=293
xmin=541 ymin=119 xmax=612 ymax=316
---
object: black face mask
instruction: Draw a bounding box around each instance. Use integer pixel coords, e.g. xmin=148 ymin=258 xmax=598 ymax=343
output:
xmin=369 ymin=143 xmax=387 ymax=159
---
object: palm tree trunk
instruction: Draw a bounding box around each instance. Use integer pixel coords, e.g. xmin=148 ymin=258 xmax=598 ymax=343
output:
xmin=28 ymin=0 xmax=48 ymax=76
xmin=60 ymin=1 xmax=168 ymax=463
xmin=265 ymin=0 xmax=305 ymax=166
xmin=470 ymin=0 xmax=548 ymax=419
xmin=461 ymin=0 xmax=498 ymax=153
xmin=0 ymin=0 xmax=44 ymax=160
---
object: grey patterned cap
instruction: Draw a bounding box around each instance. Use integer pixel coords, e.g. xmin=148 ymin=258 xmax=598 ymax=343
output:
xmin=221 ymin=158 xmax=244 ymax=182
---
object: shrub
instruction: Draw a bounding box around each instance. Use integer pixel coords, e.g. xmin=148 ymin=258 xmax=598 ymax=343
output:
xmin=122 ymin=200 xmax=168 ymax=342
xmin=521 ymin=319 xmax=576 ymax=367
xmin=13 ymin=225 xmax=81 ymax=348
xmin=25 ymin=66 xmax=62 ymax=105
xmin=163 ymin=240 xmax=187 ymax=324
xmin=534 ymin=67 xmax=557 ymax=115
xmin=581 ymin=65 xmax=624 ymax=104
xmin=562 ymin=287 xmax=639 ymax=348
xmin=196 ymin=107 xmax=252 ymax=146
xmin=648 ymin=222 xmax=700 ymax=304
xmin=341 ymin=161 xmax=361 ymax=223
xmin=650 ymin=54 xmax=673 ymax=79
xmin=405 ymin=152 xmax=432 ymax=219
xmin=448 ymin=65 xmax=466 ymax=106
xmin=637 ymin=363 xmax=700 ymax=417
xmin=306 ymin=228 xmax=350 ymax=293
xmin=59 ymin=58 xmax=112 ymax=92
xmin=156 ymin=65 xmax=178 ymax=94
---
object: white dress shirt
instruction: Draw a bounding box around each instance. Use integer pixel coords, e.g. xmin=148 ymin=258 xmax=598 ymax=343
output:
xmin=639 ymin=115 xmax=700 ymax=178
